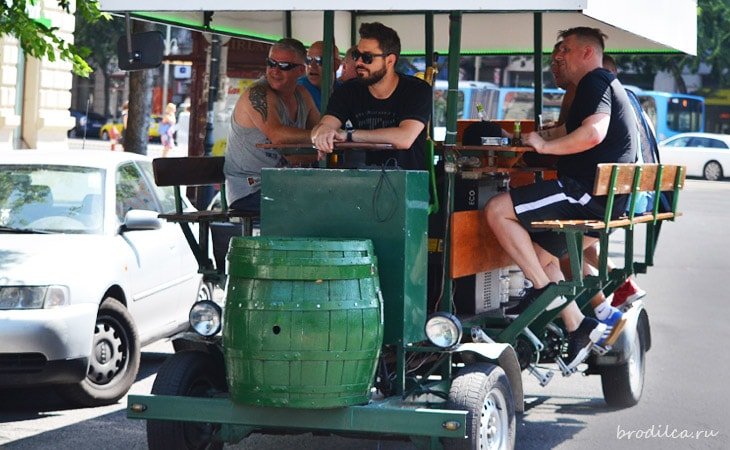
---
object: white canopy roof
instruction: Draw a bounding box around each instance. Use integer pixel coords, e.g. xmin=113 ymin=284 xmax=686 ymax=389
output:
xmin=100 ymin=0 xmax=697 ymax=55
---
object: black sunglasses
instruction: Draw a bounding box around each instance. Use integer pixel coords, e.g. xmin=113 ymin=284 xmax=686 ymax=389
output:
xmin=306 ymin=56 xmax=323 ymax=66
xmin=266 ymin=58 xmax=303 ymax=71
xmin=351 ymin=50 xmax=386 ymax=65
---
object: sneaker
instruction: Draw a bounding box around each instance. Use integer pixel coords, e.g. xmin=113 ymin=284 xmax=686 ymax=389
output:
xmin=596 ymin=306 xmax=627 ymax=347
xmin=564 ymin=318 xmax=607 ymax=371
xmin=611 ymin=278 xmax=647 ymax=308
xmin=504 ymin=282 xmax=567 ymax=315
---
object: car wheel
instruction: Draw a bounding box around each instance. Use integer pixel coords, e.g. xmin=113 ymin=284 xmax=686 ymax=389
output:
xmin=56 ymin=297 xmax=140 ymax=407
xmin=703 ymin=161 xmax=723 ymax=181
xmin=147 ymin=352 xmax=226 ymax=450
xmin=443 ymin=363 xmax=516 ymax=450
xmin=101 ymin=130 xmax=110 ymax=141
xmin=601 ymin=325 xmax=646 ymax=407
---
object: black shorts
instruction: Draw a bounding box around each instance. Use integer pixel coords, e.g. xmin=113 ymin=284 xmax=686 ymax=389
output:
xmin=510 ymin=177 xmax=606 ymax=257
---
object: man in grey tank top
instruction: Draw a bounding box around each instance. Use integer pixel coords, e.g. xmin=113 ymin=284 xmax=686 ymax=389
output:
xmin=224 ymin=38 xmax=320 ymax=212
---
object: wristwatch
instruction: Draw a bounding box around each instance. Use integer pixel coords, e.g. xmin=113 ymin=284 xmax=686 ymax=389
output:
xmin=346 ymin=128 xmax=354 ymax=142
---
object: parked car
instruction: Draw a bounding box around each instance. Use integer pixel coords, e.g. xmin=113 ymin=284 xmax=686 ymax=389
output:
xmin=68 ymin=110 xmax=110 ymax=139
xmin=100 ymin=115 xmax=162 ymax=141
xmin=0 ymin=150 xmax=210 ymax=407
xmin=659 ymin=132 xmax=730 ymax=181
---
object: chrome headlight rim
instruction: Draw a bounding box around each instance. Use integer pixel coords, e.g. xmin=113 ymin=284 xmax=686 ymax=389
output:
xmin=189 ymin=300 xmax=222 ymax=337
xmin=425 ymin=312 xmax=463 ymax=349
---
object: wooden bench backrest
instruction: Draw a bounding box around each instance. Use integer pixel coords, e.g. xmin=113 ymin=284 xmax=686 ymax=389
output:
xmin=152 ymin=156 xmax=225 ymax=187
xmin=593 ymin=163 xmax=686 ymax=196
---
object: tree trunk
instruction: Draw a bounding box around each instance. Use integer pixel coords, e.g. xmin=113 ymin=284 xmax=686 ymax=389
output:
xmin=125 ymin=20 xmax=156 ymax=155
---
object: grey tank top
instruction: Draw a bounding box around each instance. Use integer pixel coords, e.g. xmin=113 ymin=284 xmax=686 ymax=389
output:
xmin=224 ymin=79 xmax=309 ymax=203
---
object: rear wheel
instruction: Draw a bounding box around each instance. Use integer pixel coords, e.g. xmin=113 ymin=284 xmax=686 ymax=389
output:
xmin=703 ymin=161 xmax=723 ymax=181
xmin=147 ymin=351 xmax=227 ymax=450
xmin=601 ymin=326 xmax=645 ymax=407
xmin=57 ymin=297 xmax=140 ymax=406
xmin=443 ymin=363 xmax=515 ymax=450
xmin=101 ymin=130 xmax=110 ymax=141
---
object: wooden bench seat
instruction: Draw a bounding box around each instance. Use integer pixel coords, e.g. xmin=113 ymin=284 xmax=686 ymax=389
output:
xmin=528 ymin=163 xmax=686 ymax=287
xmin=152 ymin=156 xmax=260 ymax=285
xmin=532 ymin=211 xmax=681 ymax=231
xmin=152 ymin=156 xmax=259 ymax=226
xmin=531 ymin=163 xmax=685 ymax=232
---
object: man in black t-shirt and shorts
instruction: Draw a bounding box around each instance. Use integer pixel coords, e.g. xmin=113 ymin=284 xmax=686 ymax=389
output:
xmin=485 ymin=27 xmax=639 ymax=371
xmin=311 ymin=22 xmax=431 ymax=170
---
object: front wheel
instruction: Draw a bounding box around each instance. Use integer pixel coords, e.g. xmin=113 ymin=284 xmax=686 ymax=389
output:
xmin=56 ymin=297 xmax=140 ymax=406
xmin=147 ymin=351 xmax=227 ymax=450
xmin=601 ymin=326 xmax=645 ymax=407
xmin=703 ymin=161 xmax=723 ymax=181
xmin=443 ymin=363 xmax=515 ymax=450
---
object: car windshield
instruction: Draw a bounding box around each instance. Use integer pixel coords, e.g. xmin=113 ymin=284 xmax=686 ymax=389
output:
xmin=0 ymin=165 xmax=105 ymax=234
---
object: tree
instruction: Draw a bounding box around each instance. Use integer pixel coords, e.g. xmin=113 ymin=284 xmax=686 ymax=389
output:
xmin=617 ymin=0 xmax=730 ymax=92
xmin=124 ymin=20 xmax=155 ymax=155
xmin=74 ymin=14 xmax=125 ymax=116
xmin=0 ymin=0 xmax=105 ymax=77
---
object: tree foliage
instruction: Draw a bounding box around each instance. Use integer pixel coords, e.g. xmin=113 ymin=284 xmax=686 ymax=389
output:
xmin=0 ymin=0 xmax=106 ymax=77
xmin=616 ymin=0 xmax=730 ymax=92
xmin=74 ymin=14 xmax=125 ymax=115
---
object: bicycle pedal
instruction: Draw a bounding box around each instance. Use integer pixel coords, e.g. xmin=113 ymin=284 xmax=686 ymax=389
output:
xmin=557 ymin=357 xmax=578 ymax=377
xmin=592 ymin=343 xmax=610 ymax=355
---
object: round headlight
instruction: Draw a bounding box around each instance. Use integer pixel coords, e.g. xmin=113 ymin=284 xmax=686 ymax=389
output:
xmin=189 ymin=300 xmax=222 ymax=337
xmin=425 ymin=312 xmax=463 ymax=348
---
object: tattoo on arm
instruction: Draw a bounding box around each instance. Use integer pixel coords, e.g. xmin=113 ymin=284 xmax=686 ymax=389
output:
xmin=249 ymin=84 xmax=268 ymax=121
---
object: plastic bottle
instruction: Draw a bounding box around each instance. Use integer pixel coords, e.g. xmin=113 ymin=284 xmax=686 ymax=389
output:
xmin=476 ymin=103 xmax=487 ymax=121
xmin=512 ymin=121 xmax=522 ymax=146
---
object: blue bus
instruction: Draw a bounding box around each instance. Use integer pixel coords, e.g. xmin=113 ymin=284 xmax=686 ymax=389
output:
xmin=432 ymin=80 xmax=500 ymax=140
xmin=631 ymin=89 xmax=705 ymax=142
xmin=495 ymin=87 xmax=565 ymax=124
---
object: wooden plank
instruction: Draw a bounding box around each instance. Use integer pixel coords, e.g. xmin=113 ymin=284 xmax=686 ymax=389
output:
xmin=153 ymin=156 xmax=225 ymax=187
xmin=450 ymin=210 xmax=513 ymax=278
xmin=593 ymin=164 xmax=686 ymax=195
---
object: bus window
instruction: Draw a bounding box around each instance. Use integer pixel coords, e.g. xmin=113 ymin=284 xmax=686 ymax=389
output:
xmin=433 ymin=88 xmax=465 ymax=130
xmin=667 ymin=97 xmax=703 ymax=134
xmin=498 ymin=88 xmax=564 ymax=123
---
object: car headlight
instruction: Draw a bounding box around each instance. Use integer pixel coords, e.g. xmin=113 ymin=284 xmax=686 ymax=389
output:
xmin=425 ymin=312 xmax=463 ymax=348
xmin=0 ymin=285 xmax=70 ymax=310
xmin=189 ymin=300 xmax=222 ymax=336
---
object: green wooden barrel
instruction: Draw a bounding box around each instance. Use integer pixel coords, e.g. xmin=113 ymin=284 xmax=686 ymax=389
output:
xmin=224 ymin=237 xmax=384 ymax=408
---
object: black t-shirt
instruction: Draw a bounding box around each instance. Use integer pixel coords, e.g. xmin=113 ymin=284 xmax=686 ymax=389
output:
xmin=326 ymin=73 xmax=432 ymax=170
xmin=559 ymin=68 xmax=638 ymax=191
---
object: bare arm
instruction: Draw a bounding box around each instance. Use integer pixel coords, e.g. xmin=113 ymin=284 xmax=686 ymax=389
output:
xmin=348 ymin=119 xmax=425 ymax=149
xmin=234 ymin=84 xmax=313 ymax=144
xmin=524 ymin=113 xmax=609 ymax=155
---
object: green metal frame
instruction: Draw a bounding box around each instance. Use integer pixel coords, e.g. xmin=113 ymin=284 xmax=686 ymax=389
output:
xmin=128 ymin=394 xmax=468 ymax=441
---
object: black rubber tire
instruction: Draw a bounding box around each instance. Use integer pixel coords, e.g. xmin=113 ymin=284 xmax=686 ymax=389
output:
xmin=101 ymin=130 xmax=110 ymax=141
xmin=147 ymin=351 xmax=227 ymax=450
xmin=703 ymin=161 xmax=723 ymax=181
xmin=443 ymin=363 xmax=516 ymax=450
xmin=57 ymin=297 xmax=140 ymax=407
xmin=601 ymin=326 xmax=646 ymax=407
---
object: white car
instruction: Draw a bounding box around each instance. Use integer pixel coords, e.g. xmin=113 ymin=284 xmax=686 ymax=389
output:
xmin=659 ymin=132 xmax=730 ymax=181
xmin=0 ymin=150 xmax=208 ymax=406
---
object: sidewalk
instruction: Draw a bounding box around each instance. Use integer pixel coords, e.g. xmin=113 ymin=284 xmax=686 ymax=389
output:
xmin=67 ymin=138 xmax=186 ymax=159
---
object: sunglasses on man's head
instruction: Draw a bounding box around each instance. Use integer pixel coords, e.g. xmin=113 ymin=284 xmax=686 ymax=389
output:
xmin=266 ymin=58 xmax=303 ymax=71
xmin=351 ymin=50 xmax=386 ymax=65
xmin=306 ymin=56 xmax=323 ymax=66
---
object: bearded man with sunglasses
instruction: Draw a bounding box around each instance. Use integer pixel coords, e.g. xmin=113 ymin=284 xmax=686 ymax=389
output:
xmin=311 ymin=22 xmax=431 ymax=170
xmin=224 ymin=38 xmax=320 ymax=212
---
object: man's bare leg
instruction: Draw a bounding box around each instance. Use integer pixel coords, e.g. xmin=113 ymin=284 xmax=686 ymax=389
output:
xmin=485 ymin=192 xmax=551 ymax=288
